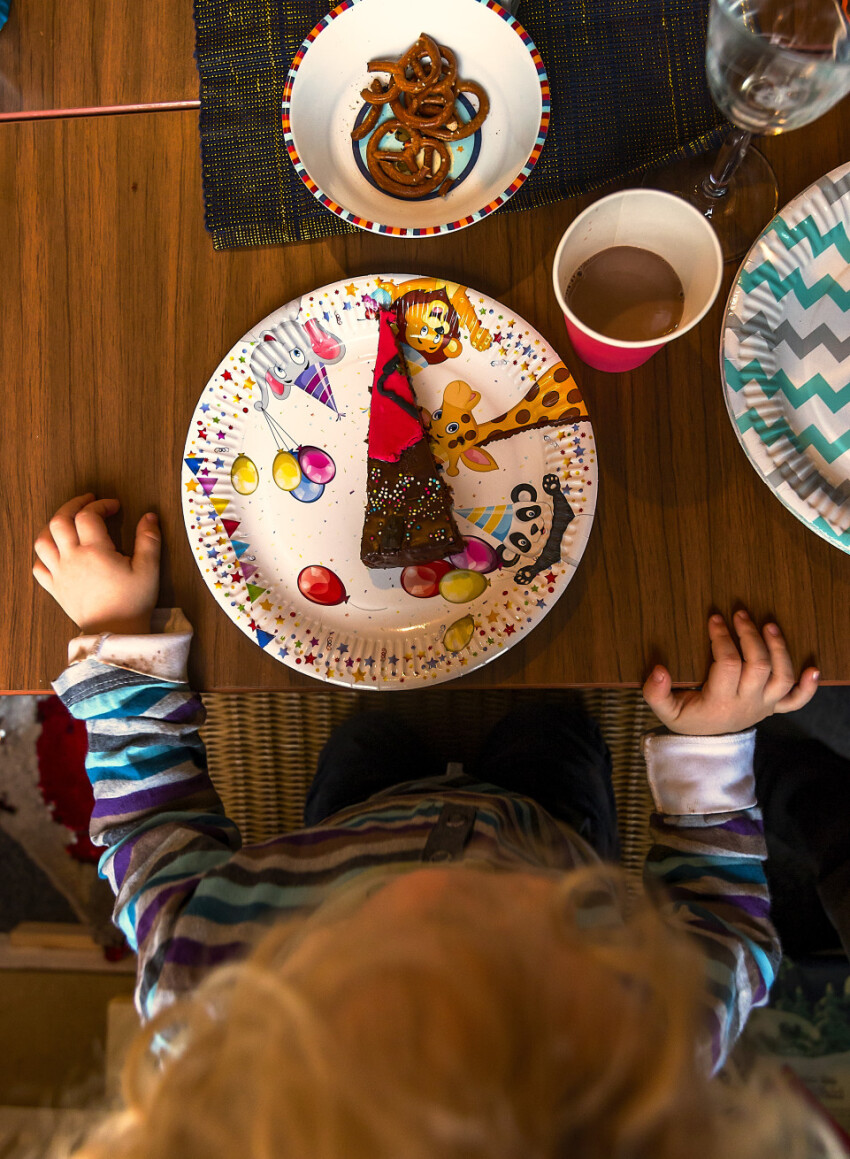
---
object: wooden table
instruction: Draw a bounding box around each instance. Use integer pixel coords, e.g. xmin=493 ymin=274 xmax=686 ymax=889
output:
xmin=2 ymin=4 xmax=848 ymax=692
xmin=0 ymin=0 xmax=196 ymax=113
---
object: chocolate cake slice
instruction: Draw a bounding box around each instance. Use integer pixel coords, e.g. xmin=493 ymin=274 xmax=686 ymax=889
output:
xmin=360 ymin=310 xmax=464 ymax=569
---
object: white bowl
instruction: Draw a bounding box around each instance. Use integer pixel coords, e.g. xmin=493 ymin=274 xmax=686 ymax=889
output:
xmin=282 ymin=0 xmax=550 ymax=236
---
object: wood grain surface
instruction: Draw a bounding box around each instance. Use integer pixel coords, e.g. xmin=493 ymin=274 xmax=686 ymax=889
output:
xmin=2 ymin=101 xmax=848 ymax=691
xmin=0 ymin=0 xmax=197 ymax=112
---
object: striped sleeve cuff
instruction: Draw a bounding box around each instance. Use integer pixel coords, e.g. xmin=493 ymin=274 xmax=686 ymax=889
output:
xmin=641 ymin=728 xmax=757 ymax=815
xmin=66 ymin=608 xmax=192 ymax=684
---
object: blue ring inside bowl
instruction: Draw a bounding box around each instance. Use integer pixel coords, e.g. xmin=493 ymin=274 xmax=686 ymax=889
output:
xmin=352 ymin=94 xmax=483 ymax=202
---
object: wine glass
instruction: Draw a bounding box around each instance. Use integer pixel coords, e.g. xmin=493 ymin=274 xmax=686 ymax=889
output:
xmin=645 ymin=0 xmax=850 ymax=262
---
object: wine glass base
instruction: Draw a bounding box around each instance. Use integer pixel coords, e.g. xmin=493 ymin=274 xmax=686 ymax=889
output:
xmin=641 ymin=146 xmax=779 ymax=264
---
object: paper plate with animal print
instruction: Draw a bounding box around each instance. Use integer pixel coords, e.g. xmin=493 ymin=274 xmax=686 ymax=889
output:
xmin=722 ymin=161 xmax=850 ymax=553
xmin=181 ymin=274 xmax=597 ymax=688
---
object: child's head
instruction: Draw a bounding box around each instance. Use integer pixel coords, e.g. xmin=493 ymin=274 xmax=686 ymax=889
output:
xmin=76 ymin=863 xmax=812 ymax=1159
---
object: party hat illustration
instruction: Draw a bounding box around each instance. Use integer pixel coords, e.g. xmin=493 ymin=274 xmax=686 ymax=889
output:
xmin=295 ymin=364 xmax=342 ymax=420
xmin=456 ymin=505 xmax=514 ymax=541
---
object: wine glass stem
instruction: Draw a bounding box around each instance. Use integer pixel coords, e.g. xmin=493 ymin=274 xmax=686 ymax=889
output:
xmin=701 ymin=127 xmax=753 ymax=198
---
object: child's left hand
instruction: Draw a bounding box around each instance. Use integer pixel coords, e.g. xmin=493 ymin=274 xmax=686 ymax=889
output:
xmin=642 ymin=609 xmax=818 ymax=735
xmin=33 ymin=494 xmax=161 ymax=635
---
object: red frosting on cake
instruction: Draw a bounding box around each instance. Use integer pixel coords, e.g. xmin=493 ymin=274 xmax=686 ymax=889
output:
xmin=368 ymin=311 xmax=425 ymax=463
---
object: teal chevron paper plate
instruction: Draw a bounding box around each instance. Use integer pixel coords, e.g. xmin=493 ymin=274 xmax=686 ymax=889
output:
xmin=722 ymin=160 xmax=850 ymax=553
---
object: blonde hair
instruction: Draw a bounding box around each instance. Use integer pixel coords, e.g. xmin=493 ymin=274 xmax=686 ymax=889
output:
xmin=75 ymin=863 xmax=814 ymax=1159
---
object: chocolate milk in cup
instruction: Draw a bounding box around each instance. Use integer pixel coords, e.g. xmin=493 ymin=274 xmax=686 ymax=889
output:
xmin=552 ymin=190 xmax=723 ymax=373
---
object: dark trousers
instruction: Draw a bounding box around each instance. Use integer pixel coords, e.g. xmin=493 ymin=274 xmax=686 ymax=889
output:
xmin=304 ymin=704 xmax=620 ymax=862
xmin=755 ymin=731 xmax=850 ymax=960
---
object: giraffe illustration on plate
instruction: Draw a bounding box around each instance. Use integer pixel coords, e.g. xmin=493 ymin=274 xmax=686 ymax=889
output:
xmin=421 ymin=362 xmax=589 ymax=476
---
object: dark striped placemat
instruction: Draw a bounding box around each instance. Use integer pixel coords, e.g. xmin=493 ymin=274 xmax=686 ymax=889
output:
xmin=193 ymin=0 xmax=727 ymax=249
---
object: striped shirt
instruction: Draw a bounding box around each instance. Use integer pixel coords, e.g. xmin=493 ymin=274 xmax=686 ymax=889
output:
xmin=53 ymin=656 xmax=779 ymax=1072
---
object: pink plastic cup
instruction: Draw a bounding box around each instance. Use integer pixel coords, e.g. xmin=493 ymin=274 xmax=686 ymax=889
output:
xmin=552 ymin=189 xmax=723 ymax=373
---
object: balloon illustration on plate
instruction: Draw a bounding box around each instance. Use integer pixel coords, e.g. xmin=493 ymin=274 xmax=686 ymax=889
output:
xmin=400 ymin=560 xmax=452 ymax=598
xmin=298 ymin=565 xmax=348 ymax=606
xmin=440 ymin=569 xmax=489 ymax=604
xmin=443 ymin=615 xmax=476 ymax=654
xmin=290 ymin=474 xmax=325 ymax=504
xmin=299 ymin=445 xmax=336 ymax=484
xmin=272 ymin=449 xmax=302 ymax=491
xmin=241 ymin=402 xmax=336 ymax=505
xmin=446 ymin=536 xmax=499 ymax=573
xmin=231 ymin=453 xmax=259 ymax=496
xmin=399 ymin=538 xmax=497 ymax=603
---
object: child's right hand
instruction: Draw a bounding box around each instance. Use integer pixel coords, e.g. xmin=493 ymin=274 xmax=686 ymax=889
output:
xmin=642 ymin=609 xmax=819 ymax=736
xmin=33 ymin=494 xmax=161 ymax=636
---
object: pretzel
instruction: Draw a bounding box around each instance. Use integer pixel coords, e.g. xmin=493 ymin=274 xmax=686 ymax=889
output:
xmin=365 ymin=120 xmax=452 ymax=199
xmin=351 ymin=100 xmax=381 ymax=142
xmin=393 ymin=34 xmax=443 ymax=93
xmin=426 ymin=81 xmax=489 ymax=141
xmin=351 ymin=33 xmax=489 ymax=200
xmin=360 ymin=77 xmax=398 ymax=106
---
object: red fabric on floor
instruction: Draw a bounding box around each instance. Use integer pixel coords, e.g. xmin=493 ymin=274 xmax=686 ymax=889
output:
xmin=36 ymin=696 xmax=98 ymax=863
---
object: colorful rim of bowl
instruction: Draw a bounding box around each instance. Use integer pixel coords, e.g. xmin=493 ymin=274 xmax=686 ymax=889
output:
xmin=281 ymin=0 xmax=551 ymax=237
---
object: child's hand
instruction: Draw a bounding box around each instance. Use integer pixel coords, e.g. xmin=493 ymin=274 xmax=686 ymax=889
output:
xmin=33 ymin=494 xmax=161 ymax=635
xmin=642 ymin=609 xmax=819 ymax=735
